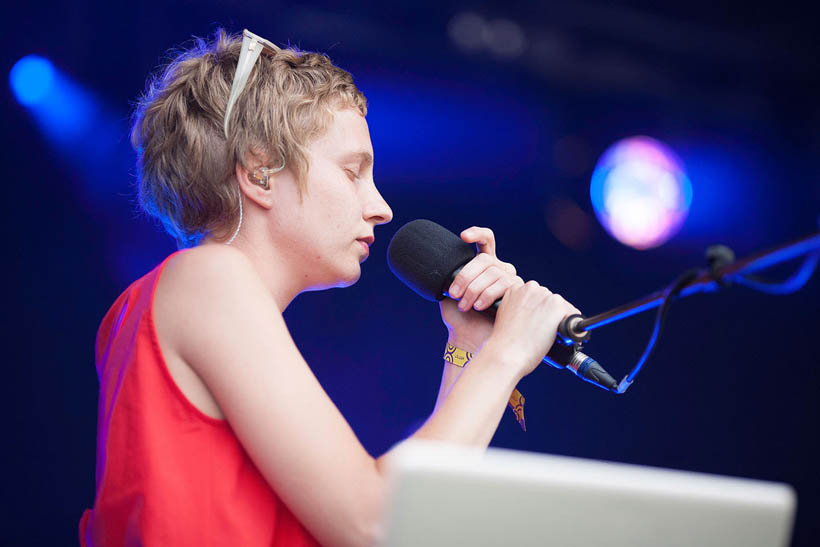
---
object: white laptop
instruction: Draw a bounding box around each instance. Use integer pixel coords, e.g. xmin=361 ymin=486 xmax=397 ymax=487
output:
xmin=379 ymin=440 xmax=795 ymax=547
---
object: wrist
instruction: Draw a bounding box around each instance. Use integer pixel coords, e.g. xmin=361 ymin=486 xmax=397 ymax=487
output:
xmin=477 ymin=337 xmax=527 ymax=383
xmin=445 ymin=331 xmax=486 ymax=354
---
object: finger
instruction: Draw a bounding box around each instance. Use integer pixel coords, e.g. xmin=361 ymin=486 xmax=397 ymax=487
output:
xmin=461 ymin=226 xmax=496 ymax=257
xmin=551 ymin=293 xmax=582 ymax=317
xmin=448 ymin=253 xmax=495 ymax=298
xmin=499 ymin=261 xmax=516 ymax=275
xmin=525 ymin=281 xmax=552 ymax=302
xmin=473 ymin=275 xmax=524 ymax=311
xmin=458 ymin=265 xmax=506 ymax=311
xmin=543 ymin=293 xmax=577 ymax=327
xmin=548 ymin=294 xmax=582 ymax=323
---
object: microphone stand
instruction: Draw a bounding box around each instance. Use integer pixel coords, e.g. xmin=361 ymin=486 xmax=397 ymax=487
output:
xmin=559 ymin=230 xmax=820 ymax=393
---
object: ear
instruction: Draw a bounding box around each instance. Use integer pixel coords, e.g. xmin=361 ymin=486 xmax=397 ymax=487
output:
xmin=236 ymin=163 xmax=276 ymax=210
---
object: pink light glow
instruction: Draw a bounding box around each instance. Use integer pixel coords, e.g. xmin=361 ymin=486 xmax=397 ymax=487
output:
xmin=590 ymin=136 xmax=692 ymax=250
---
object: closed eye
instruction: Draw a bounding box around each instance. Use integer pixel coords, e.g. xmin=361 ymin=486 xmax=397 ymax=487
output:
xmin=344 ymin=168 xmax=359 ymax=181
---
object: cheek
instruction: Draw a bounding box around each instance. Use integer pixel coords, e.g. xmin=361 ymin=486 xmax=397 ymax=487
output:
xmin=321 ymin=189 xmax=362 ymax=228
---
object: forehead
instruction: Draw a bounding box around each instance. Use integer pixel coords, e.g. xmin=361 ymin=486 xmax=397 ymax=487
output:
xmin=310 ymin=107 xmax=373 ymax=159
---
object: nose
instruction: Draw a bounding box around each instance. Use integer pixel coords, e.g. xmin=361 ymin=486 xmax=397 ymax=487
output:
xmin=364 ymin=184 xmax=393 ymax=225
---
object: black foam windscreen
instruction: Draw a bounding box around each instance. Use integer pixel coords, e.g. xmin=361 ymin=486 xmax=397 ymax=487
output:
xmin=387 ymin=219 xmax=477 ymax=302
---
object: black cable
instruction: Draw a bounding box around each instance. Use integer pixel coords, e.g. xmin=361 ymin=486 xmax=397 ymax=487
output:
xmin=614 ymin=224 xmax=820 ymax=392
xmin=616 ymin=267 xmax=700 ymax=393
xmin=617 ymin=245 xmax=819 ymax=393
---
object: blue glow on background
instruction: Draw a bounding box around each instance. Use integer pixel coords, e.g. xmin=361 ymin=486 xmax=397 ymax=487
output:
xmin=10 ymin=55 xmax=56 ymax=106
xmin=10 ymin=54 xmax=130 ymax=202
xmin=31 ymin=76 xmax=95 ymax=142
xmin=10 ymin=55 xmax=95 ymax=143
xmin=591 ymin=136 xmax=692 ymax=250
xmin=358 ymin=72 xmax=541 ymax=186
xmin=671 ymin=143 xmax=771 ymax=248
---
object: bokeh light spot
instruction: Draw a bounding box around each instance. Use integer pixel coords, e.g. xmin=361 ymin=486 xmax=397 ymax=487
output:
xmin=9 ymin=55 xmax=56 ymax=106
xmin=590 ymin=136 xmax=692 ymax=250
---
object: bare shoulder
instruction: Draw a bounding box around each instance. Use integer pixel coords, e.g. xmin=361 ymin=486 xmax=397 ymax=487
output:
xmin=162 ymin=244 xmax=258 ymax=292
xmin=155 ymin=244 xmax=281 ymax=368
xmin=164 ymin=244 xmax=277 ymax=312
xmin=153 ymin=245 xmax=283 ymax=420
xmin=153 ymin=245 xmax=383 ymax=546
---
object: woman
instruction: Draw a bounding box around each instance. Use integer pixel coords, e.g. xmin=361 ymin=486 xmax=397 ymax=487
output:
xmin=80 ymin=29 xmax=580 ymax=546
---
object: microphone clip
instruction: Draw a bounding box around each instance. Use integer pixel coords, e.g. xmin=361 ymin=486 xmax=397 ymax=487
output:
xmin=558 ymin=314 xmax=592 ymax=345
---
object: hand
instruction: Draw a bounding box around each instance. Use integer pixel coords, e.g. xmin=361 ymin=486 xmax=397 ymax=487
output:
xmin=439 ymin=227 xmax=524 ymax=352
xmin=487 ymin=281 xmax=582 ymax=379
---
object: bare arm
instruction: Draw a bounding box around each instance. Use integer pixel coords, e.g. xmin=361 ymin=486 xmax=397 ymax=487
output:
xmin=160 ymin=247 xmax=385 ymax=547
xmin=407 ymin=340 xmax=520 ymax=448
xmin=159 ymin=246 xmax=572 ymax=547
xmin=433 ymin=361 xmax=465 ymax=413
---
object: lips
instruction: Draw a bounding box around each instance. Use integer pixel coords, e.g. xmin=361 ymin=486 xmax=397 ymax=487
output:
xmin=356 ymin=240 xmax=370 ymax=260
xmin=356 ymin=236 xmax=374 ymax=261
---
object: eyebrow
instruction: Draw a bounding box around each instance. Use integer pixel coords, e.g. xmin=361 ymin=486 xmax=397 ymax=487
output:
xmin=340 ymin=151 xmax=374 ymax=169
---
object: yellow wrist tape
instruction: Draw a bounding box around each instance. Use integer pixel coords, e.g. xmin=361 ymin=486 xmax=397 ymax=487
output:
xmin=443 ymin=344 xmax=527 ymax=432
xmin=443 ymin=344 xmax=473 ymax=367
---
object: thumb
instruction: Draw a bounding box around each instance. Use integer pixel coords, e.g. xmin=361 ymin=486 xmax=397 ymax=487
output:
xmin=460 ymin=226 xmax=497 ymax=257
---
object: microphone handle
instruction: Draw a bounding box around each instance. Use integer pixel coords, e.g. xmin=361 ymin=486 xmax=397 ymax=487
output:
xmin=445 ymin=272 xmax=617 ymax=391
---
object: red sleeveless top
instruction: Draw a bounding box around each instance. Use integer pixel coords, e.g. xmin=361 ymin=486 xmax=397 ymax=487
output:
xmin=80 ymin=252 xmax=320 ymax=547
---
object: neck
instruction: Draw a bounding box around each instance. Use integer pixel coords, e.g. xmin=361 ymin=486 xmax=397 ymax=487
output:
xmin=200 ymin=231 xmax=306 ymax=313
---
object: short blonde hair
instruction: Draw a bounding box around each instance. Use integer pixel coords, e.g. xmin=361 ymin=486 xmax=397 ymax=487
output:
xmin=131 ymin=29 xmax=367 ymax=247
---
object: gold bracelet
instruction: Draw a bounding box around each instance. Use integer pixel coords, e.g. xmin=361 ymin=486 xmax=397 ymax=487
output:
xmin=443 ymin=343 xmax=527 ymax=432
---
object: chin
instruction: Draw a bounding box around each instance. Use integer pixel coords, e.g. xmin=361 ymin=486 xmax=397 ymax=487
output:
xmin=304 ymin=262 xmax=362 ymax=292
xmin=337 ymin=265 xmax=362 ymax=288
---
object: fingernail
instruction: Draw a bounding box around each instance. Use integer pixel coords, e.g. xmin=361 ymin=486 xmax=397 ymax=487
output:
xmin=450 ymin=283 xmax=461 ymax=297
xmin=458 ymin=300 xmax=467 ymax=311
xmin=474 ymin=298 xmax=483 ymax=309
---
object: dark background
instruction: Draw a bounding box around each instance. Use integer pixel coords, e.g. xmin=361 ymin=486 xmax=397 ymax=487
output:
xmin=3 ymin=1 xmax=818 ymax=545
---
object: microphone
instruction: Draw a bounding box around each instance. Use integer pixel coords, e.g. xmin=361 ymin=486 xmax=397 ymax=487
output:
xmin=387 ymin=219 xmax=618 ymax=392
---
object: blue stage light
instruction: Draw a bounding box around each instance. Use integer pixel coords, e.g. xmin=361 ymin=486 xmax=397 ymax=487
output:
xmin=10 ymin=55 xmax=56 ymax=106
xmin=11 ymin=55 xmax=95 ymax=144
xmin=591 ymin=136 xmax=692 ymax=250
xmin=11 ymin=54 xmax=131 ymax=203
